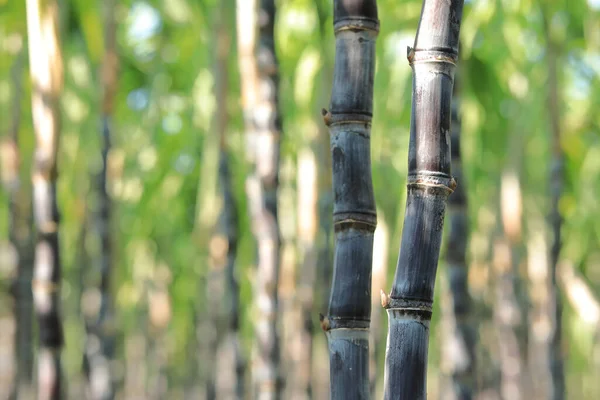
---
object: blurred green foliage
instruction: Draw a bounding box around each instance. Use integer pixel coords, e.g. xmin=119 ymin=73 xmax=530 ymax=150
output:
xmin=0 ymin=0 xmax=599 ymax=397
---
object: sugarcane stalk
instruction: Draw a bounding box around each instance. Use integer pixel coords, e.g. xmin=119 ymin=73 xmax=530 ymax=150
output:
xmin=206 ymin=2 xmax=244 ymax=396
xmin=236 ymin=0 xmax=283 ymax=397
xmin=82 ymin=1 xmax=118 ymax=398
xmin=320 ymin=1 xmax=379 ymax=399
xmin=495 ymin=112 xmax=528 ymax=400
xmin=1 ymin=45 xmax=35 ymax=400
xmin=441 ymin=77 xmax=477 ymax=399
xmin=26 ymin=0 xmax=64 ymax=398
xmin=542 ymin=8 xmax=565 ymax=399
xmin=493 ymin=228 xmax=527 ymax=400
xmin=382 ymin=1 xmax=465 ymax=398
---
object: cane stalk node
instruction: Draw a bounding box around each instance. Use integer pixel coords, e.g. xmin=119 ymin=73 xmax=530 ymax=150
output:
xmin=326 ymin=112 xmax=372 ymax=127
xmin=32 ymin=279 xmax=60 ymax=293
xmin=385 ymin=297 xmax=433 ymax=321
xmin=408 ymin=172 xmax=456 ymax=193
xmin=319 ymin=313 xmax=330 ymax=331
xmin=41 ymin=346 xmax=62 ymax=354
xmin=409 ymin=49 xmax=458 ymax=66
xmin=38 ymin=221 xmax=59 ymax=234
xmin=407 ymin=46 xmax=415 ymax=63
xmin=450 ymin=177 xmax=458 ymax=191
xmin=334 ymin=218 xmax=377 ymax=233
xmin=333 ymin=17 xmax=379 ymax=34
xmin=381 ymin=289 xmax=390 ymax=308
xmin=322 ymin=108 xmax=332 ymax=126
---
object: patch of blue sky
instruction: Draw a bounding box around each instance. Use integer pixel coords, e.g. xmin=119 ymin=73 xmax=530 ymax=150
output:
xmin=127 ymin=2 xmax=162 ymax=41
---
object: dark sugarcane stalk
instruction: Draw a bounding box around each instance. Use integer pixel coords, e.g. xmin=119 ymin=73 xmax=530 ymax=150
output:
xmin=382 ymin=1 xmax=465 ymax=398
xmin=492 ymin=119 xmax=529 ymax=400
xmin=496 ymin=120 xmax=528 ymax=400
xmin=213 ymin=148 xmax=245 ymax=399
xmin=542 ymin=8 xmax=565 ymax=399
xmin=200 ymin=16 xmax=227 ymax=396
xmin=467 ymin=212 xmax=500 ymax=398
xmin=236 ymin=0 xmax=283 ymax=397
xmin=493 ymin=227 xmax=527 ymax=400
xmin=1 ymin=46 xmax=35 ymax=400
xmin=441 ymin=77 xmax=477 ymax=399
xmin=26 ymin=0 xmax=65 ymax=398
xmin=252 ymin=2 xmax=282 ymax=396
xmin=320 ymin=1 xmax=379 ymax=399
xmin=82 ymin=1 xmax=118 ymax=398
xmin=206 ymin=2 xmax=244 ymax=397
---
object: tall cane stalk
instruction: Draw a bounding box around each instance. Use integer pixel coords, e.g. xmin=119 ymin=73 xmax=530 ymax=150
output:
xmin=382 ymin=1 xmax=465 ymax=399
xmin=320 ymin=1 xmax=379 ymax=399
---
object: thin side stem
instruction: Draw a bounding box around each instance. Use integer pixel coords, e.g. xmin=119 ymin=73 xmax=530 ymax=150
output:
xmin=321 ymin=2 xmax=379 ymax=399
xmin=383 ymin=1 xmax=465 ymax=399
xmin=26 ymin=0 xmax=65 ymax=398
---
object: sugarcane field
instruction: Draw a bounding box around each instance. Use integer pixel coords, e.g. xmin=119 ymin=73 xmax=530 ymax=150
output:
xmin=1 ymin=0 xmax=600 ymax=399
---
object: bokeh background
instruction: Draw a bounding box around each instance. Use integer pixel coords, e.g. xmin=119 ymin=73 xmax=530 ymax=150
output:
xmin=1 ymin=0 xmax=599 ymax=399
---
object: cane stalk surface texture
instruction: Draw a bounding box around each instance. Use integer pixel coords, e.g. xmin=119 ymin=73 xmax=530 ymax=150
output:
xmin=382 ymin=1 xmax=464 ymax=399
xmin=321 ymin=2 xmax=379 ymax=399
xmin=26 ymin=0 xmax=64 ymax=398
